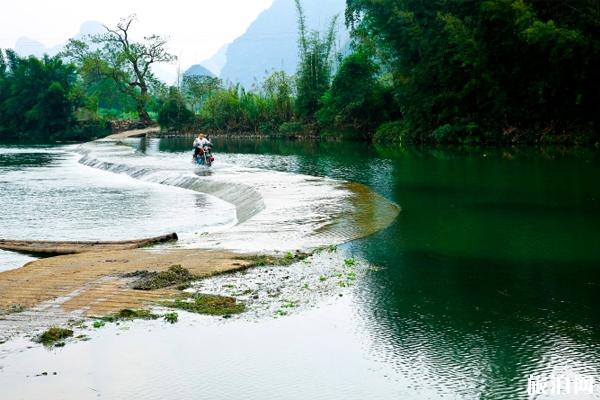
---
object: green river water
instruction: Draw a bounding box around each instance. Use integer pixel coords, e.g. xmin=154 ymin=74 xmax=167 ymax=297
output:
xmin=1 ymin=138 xmax=599 ymax=399
xmin=161 ymin=137 xmax=600 ymax=398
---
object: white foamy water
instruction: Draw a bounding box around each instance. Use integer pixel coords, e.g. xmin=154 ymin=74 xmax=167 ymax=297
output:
xmin=76 ymin=139 xmax=399 ymax=252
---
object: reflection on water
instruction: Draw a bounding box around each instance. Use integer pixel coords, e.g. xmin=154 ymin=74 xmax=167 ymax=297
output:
xmin=152 ymin=138 xmax=600 ymax=398
xmin=1 ymin=138 xmax=599 ymax=399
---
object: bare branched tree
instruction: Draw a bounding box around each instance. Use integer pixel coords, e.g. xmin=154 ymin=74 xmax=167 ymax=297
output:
xmin=63 ymin=15 xmax=176 ymax=124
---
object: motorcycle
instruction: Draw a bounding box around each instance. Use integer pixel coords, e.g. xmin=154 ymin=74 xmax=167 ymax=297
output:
xmin=192 ymin=146 xmax=215 ymax=167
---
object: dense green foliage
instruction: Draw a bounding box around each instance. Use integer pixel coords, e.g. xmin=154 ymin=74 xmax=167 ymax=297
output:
xmin=171 ymin=0 xmax=600 ymax=143
xmin=157 ymin=87 xmax=197 ymax=132
xmin=0 ymin=50 xmax=109 ymax=142
xmin=1 ymin=16 xmax=169 ymax=143
xmin=158 ymin=70 xmax=297 ymax=135
xmin=262 ymin=71 xmax=295 ymax=123
xmin=165 ymin=0 xmax=599 ymax=144
xmin=181 ymin=75 xmax=222 ymax=113
xmin=198 ymin=84 xmax=284 ymax=134
xmin=4 ymin=3 xmax=597 ymax=144
xmin=346 ymin=0 xmax=600 ymax=143
xmin=317 ymin=49 xmax=397 ymax=139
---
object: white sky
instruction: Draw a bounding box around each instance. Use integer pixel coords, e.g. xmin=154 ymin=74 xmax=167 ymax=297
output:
xmin=0 ymin=0 xmax=274 ymax=76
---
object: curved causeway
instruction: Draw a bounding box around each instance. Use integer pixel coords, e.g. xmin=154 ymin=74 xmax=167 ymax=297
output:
xmin=77 ymin=138 xmax=401 ymax=252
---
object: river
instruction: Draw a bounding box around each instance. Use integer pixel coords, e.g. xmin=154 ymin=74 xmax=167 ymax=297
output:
xmin=1 ymin=137 xmax=599 ymax=399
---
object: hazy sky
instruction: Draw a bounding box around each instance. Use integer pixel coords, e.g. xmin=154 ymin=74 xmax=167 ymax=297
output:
xmin=0 ymin=0 xmax=274 ymax=74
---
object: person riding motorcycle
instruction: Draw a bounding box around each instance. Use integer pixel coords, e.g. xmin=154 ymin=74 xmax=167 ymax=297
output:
xmin=193 ymin=133 xmax=211 ymax=152
xmin=192 ymin=133 xmax=214 ymax=165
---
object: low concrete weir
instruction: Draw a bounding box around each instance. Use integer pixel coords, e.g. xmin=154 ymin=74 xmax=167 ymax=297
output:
xmin=78 ymin=151 xmax=265 ymax=224
xmin=76 ymin=139 xmax=400 ymax=252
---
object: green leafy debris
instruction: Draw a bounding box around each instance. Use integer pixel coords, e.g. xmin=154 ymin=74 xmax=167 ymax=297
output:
xmin=128 ymin=265 xmax=199 ymax=290
xmin=161 ymin=293 xmax=245 ymax=316
xmin=238 ymin=251 xmax=310 ymax=268
xmin=163 ymin=312 xmax=179 ymax=324
xmin=36 ymin=327 xmax=73 ymax=346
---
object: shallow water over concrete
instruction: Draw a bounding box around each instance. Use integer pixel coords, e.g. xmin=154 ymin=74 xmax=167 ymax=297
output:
xmin=76 ymin=138 xmax=399 ymax=252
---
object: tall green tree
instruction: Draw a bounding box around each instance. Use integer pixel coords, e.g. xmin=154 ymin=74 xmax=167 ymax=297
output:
xmin=63 ymin=15 xmax=176 ymax=125
xmin=261 ymin=70 xmax=295 ymax=122
xmin=317 ymin=48 xmax=396 ymax=139
xmin=182 ymin=75 xmax=222 ymax=112
xmin=157 ymin=86 xmax=196 ymax=132
xmin=294 ymin=0 xmax=339 ymax=120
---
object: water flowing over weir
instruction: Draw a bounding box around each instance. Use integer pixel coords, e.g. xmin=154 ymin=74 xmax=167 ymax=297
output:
xmin=77 ymin=139 xmax=400 ymax=252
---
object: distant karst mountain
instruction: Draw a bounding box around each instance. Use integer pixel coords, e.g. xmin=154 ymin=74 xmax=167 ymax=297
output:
xmin=14 ymin=37 xmax=51 ymax=58
xmin=13 ymin=2 xmax=349 ymax=88
xmin=200 ymin=44 xmax=229 ymax=77
xmin=218 ymin=0 xmax=348 ymax=88
xmin=13 ymin=21 xmax=176 ymax=84
xmin=184 ymin=64 xmax=216 ymax=78
xmin=14 ymin=21 xmax=105 ymax=58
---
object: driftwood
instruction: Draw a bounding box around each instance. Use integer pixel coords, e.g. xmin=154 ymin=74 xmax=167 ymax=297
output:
xmin=0 ymin=233 xmax=178 ymax=256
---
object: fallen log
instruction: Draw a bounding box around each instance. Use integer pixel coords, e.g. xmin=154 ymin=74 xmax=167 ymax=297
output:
xmin=0 ymin=233 xmax=178 ymax=256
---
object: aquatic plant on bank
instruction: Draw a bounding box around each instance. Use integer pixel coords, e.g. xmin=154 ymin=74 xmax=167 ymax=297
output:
xmin=161 ymin=293 xmax=245 ymax=316
xmin=36 ymin=327 xmax=74 ymax=346
xmin=239 ymin=251 xmax=309 ymax=268
xmin=91 ymin=308 xmax=179 ymax=328
xmin=97 ymin=308 xmax=160 ymax=322
xmin=125 ymin=264 xmax=199 ymax=290
xmin=163 ymin=312 xmax=179 ymax=324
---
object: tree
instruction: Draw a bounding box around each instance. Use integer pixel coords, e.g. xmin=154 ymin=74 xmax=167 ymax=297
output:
xmin=182 ymin=75 xmax=222 ymax=112
xmin=0 ymin=50 xmax=80 ymax=140
xmin=317 ymin=48 xmax=396 ymax=139
xmin=294 ymin=0 xmax=339 ymax=120
xmin=197 ymin=85 xmax=275 ymax=133
xmin=63 ymin=15 xmax=176 ymax=125
xmin=0 ymin=50 xmax=6 ymax=79
xmin=261 ymin=70 xmax=295 ymax=122
xmin=199 ymin=87 xmax=241 ymax=131
xmin=345 ymin=0 xmax=600 ymax=143
xmin=157 ymin=87 xmax=196 ymax=132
